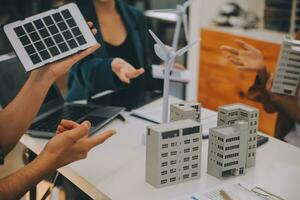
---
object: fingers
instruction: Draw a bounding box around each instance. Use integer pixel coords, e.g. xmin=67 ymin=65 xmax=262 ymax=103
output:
xmin=174 ymin=63 xmax=185 ymax=70
xmin=64 ymin=121 xmax=91 ymax=141
xmin=128 ymin=68 xmax=145 ymax=78
xmin=227 ymin=55 xmax=243 ymax=66
xmin=85 ymin=129 xmax=116 ymax=149
xmin=87 ymin=21 xmax=93 ymax=28
xmin=235 ymin=39 xmax=254 ymax=51
xmin=87 ymin=21 xmax=97 ymax=36
xmin=118 ymin=72 xmax=131 ymax=84
xmin=56 ymin=120 xmax=80 ymax=134
xmin=60 ymin=120 xmax=80 ymax=129
xmin=220 ymin=45 xmax=239 ymax=56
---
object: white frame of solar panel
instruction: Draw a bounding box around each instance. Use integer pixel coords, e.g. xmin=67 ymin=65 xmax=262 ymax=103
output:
xmin=4 ymin=3 xmax=97 ymax=72
xmin=271 ymin=36 xmax=300 ymax=96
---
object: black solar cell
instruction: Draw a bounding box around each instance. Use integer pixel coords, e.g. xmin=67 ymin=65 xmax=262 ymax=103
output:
xmin=53 ymin=34 xmax=64 ymax=44
xmin=30 ymin=53 xmax=42 ymax=64
xmin=39 ymin=28 xmax=50 ymax=38
xmin=61 ymin=9 xmax=72 ymax=19
xmin=58 ymin=43 xmax=69 ymax=52
xmin=39 ymin=50 xmax=51 ymax=60
xmin=19 ymin=35 xmax=31 ymax=46
xmin=14 ymin=26 xmax=26 ymax=37
xmin=44 ymin=37 xmax=55 ymax=47
xmin=29 ymin=32 xmax=40 ymax=42
xmin=34 ymin=19 xmax=45 ymax=30
xmin=43 ymin=16 xmax=54 ymax=26
xmin=66 ymin=18 xmax=76 ymax=28
xmin=48 ymin=25 xmax=59 ymax=34
xmin=34 ymin=41 xmax=46 ymax=50
xmin=67 ymin=39 xmax=78 ymax=49
xmin=25 ymin=45 xmax=36 ymax=55
xmin=52 ymin=13 xmax=63 ymax=22
xmin=76 ymin=35 xmax=87 ymax=45
xmin=57 ymin=21 xmax=68 ymax=31
xmin=49 ymin=46 xmax=60 ymax=56
xmin=71 ymin=27 xmax=81 ymax=36
xmin=24 ymin=23 xmax=35 ymax=33
xmin=62 ymin=30 xmax=73 ymax=40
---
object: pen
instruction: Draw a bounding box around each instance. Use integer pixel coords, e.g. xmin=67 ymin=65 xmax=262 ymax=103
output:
xmin=219 ymin=189 xmax=233 ymax=200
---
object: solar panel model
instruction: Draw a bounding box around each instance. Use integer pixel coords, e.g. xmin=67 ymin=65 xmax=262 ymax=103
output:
xmin=3 ymin=3 xmax=97 ymax=71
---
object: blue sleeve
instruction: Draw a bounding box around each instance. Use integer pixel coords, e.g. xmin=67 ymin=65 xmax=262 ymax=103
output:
xmin=74 ymin=54 xmax=123 ymax=95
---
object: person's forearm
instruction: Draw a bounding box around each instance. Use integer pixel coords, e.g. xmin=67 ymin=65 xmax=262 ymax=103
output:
xmin=270 ymin=94 xmax=300 ymax=123
xmin=0 ymin=71 xmax=54 ymax=156
xmin=78 ymin=58 xmax=119 ymax=92
xmin=257 ymin=67 xmax=269 ymax=87
xmin=0 ymin=155 xmax=53 ymax=200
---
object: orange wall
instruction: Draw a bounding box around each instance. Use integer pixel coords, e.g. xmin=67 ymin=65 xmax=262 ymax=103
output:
xmin=198 ymin=28 xmax=281 ymax=136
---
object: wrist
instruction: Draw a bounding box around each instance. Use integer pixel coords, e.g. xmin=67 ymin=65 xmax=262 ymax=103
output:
xmin=28 ymin=153 xmax=55 ymax=179
xmin=30 ymin=69 xmax=55 ymax=87
xmin=257 ymin=67 xmax=268 ymax=85
xmin=36 ymin=150 xmax=58 ymax=173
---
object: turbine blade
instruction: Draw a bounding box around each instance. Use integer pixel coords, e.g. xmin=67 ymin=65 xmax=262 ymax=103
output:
xmin=183 ymin=0 xmax=193 ymax=8
xmin=176 ymin=40 xmax=198 ymax=56
xmin=182 ymin=14 xmax=189 ymax=41
xmin=148 ymin=29 xmax=169 ymax=53
xmin=151 ymin=9 xmax=178 ymax=13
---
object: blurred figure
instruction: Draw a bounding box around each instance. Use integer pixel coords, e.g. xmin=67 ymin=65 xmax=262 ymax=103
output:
xmin=67 ymin=0 xmax=166 ymax=101
xmin=221 ymin=36 xmax=300 ymax=146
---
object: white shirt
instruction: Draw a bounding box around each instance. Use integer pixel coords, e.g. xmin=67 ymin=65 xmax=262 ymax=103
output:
xmin=284 ymin=87 xmax=300 ymax=147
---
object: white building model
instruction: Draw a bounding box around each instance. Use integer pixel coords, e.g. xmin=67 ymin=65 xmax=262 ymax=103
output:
xmin=146 ymin=119 xmax=202 ymax=188
xmin=207 ymin=121 xmax=249 ymax=178
xmin=271 ymin=36 xmax=300 ymax=96
xmin=207 ymin=103 xmax=259 ymax=179
xmin=217 ymin=103 xmax=259 ymax=168
xmin=170 ymin=102 xmax=201 ymax=122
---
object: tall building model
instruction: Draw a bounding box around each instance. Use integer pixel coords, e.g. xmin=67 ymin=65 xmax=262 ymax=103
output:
xmin=207 ymin=121 xmax=249 ymax=178
xmin=271 ymin=36 xmax=300 ymax=96
xmin=170 ymin=102 xmax=201 ymax=122
xmin=146 ymin=119 xmax=202 ymax=188
xmin=217 ymin=103 xmax=259 ymax=168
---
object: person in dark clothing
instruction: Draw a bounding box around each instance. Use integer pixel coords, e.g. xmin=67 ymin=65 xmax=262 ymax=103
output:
xmin=67 ymin=0 xmax=158 ymax=102
xmin=221 ymin=37 xmax=300 ymax=146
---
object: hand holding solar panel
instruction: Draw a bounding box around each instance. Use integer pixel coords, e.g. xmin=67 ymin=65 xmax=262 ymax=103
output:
xmin=4 ymin=3 xmax=98 ymax=71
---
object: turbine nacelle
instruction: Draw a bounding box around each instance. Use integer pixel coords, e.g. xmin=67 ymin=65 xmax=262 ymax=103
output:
xmin=154 ymin=44 xmax=176 ymax=61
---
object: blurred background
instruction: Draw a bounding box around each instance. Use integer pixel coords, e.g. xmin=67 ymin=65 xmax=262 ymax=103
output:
xmin=0 ymin=0 xmax=299 ymax=198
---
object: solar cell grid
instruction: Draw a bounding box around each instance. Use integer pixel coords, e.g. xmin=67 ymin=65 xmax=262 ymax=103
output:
xmin=5 ymin=3 xmax=97 ymax=71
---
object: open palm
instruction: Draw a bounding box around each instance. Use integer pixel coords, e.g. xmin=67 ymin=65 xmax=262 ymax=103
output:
xmin=221 ymin=40 xmax=265 ymax=72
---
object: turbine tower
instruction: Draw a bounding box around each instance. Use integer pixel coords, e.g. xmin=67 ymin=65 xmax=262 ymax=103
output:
xmin=153 ymin=0 xmax=192 ymax=50
xmin=149 ymin=30 xmax=198 ymax=123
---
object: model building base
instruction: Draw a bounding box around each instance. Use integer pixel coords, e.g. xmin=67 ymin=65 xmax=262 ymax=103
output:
xmin=146 ymin=119 xmax=202 ymax=188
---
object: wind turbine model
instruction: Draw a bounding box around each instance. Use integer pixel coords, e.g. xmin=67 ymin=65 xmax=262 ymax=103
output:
xmin=152 ymin=0 xmax=192 ymax=50
xmin=149 ymin=30 xmax=198 ymax=123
